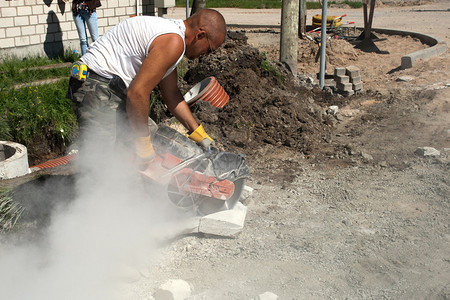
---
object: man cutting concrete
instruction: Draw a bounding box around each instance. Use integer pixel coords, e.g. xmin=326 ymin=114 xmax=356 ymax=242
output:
xmin=67 ymin=8 xmax=226 ymax=168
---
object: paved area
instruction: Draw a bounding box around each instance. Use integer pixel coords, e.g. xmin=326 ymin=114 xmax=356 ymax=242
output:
xmin=166 ymin=3 xmax=450 ymax=42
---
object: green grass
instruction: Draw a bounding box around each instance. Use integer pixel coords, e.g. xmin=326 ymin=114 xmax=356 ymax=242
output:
xmin=0 ymin=52 xmax=78 ymax=150
xmin=0 ymin=188 xmax=23 ymax=232
xmin=260 ymin=52 xmax=285 ymax=85
xmin=0 ymin=79 xmax=77 ymax=147
xmin=176 ymin=0 xmax=361 ymax=9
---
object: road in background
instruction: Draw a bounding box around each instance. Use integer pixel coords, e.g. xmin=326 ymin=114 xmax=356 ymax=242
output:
xmin=166 ymin=3 xmax=450 ymax=42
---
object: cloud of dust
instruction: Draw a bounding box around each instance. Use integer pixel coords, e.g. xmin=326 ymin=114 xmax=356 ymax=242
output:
xmin=0 ymin=130 xmax=186 ymax=299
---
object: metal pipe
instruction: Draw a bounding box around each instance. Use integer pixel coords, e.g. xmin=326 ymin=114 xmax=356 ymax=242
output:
xmin=186 ymin=0 xmax=189 ymax=19
xmin=319 ymin=0 xmax=328 ymax=89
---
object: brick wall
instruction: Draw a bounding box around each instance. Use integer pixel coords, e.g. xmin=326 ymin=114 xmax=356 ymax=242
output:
xmin=0 ymin=0 xmax=159 ymax=58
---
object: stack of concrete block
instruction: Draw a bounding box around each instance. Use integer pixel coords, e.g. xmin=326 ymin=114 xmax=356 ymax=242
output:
xmin=334 ymin=65 xmax=363 ymax=96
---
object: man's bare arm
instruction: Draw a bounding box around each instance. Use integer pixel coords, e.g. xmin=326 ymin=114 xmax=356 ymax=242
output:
xmin=159 ymin=70 xmax=199 ymax=133
xmin=126 ymin=33 xmax=185 ymax=137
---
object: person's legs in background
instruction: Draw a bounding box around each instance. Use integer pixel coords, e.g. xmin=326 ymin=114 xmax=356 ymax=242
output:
xmin=73 ymin=10 xmax=98 ymax=55
xmin=85 ymin=11 xmax=99 ymax=43
xmin=73 ymin=11 xmax=88 ymax=55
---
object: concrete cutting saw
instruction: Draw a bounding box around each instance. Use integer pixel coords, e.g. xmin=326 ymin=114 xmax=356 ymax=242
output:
xmin=139 ymin=125 xmax=250 ymax=216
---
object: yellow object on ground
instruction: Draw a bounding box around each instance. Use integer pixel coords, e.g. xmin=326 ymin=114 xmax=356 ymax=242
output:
xmin=312 ymin=14 xmax=343 ymax=28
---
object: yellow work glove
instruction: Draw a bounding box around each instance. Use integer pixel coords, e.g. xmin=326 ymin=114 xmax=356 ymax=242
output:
xmin=188 ymin=124 xmax=214 ymax=150
xmin=134 ymin=136 xmax=155 ymax=169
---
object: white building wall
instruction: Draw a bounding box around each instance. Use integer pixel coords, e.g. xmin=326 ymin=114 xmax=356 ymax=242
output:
xmin=0 ymin=0 xmax=159 ymax=58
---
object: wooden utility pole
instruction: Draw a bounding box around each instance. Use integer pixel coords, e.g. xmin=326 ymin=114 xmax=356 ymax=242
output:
xmin=190 ymin=0 xmax=206 ymax=16
xmin=298 ymin=0 xmax=307 ymax=37
xmin=280 ymin=0 xmax=299 ymax=76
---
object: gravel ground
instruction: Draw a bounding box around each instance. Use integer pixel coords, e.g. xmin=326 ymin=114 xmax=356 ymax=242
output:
xmin=0 ymin=2 xmax=448 ymax=300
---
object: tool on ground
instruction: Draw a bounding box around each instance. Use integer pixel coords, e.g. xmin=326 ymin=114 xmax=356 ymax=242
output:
xmin=139 ymin=125 xmax=249 ymax=216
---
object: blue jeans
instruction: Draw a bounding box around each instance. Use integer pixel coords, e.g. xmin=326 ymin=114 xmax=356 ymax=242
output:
xmin=73 ymin=10 xmax=99 ymax=55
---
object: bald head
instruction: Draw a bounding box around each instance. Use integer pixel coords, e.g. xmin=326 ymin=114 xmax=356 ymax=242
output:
xmin=186 ymin=8 xmax=227 ymax=46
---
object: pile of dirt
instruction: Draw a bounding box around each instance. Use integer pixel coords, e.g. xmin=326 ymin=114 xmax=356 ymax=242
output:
xmin=179 ymin=31 xmax=343 ymax=161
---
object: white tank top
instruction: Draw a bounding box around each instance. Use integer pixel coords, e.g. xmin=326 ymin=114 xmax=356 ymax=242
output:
xmin=81 ymin=16 xmax=186 ymax=87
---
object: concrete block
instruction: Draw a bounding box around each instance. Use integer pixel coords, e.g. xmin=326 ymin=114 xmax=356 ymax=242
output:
xmin=108 ymin=16 xmax=120 ymax=26
xmin=258 ymin=292 xmax=279 ymax=300
xmin=336 ymin=82 xmax=353 ymax=92
xmin=0 ymin=17 xmax=14 ymax=29
xmin=103 ymin=8 xmax=115 ymax=17
xmin=334 ymin=67 xmax=346 ymax=76
xmin=29 ymin=34 xmax=40 ymax=45
xmin=334 ymin=74 xmax=349 ymax=84
xmin=17 ymin=6 xmax=32 ymax=16
xmin=401 ymin=41 xmax=447 ymax=69
xmin=6 ymin=27 xmax=20 ymax=38
xmin=327 ymin=105 xmax=339 ymax=115
xmin=1 ymin=7 xmax=18 ymax=18
xmin=15 ymin=36 xmax=30 ymax=47
xmin=350 ymin=75 xmax=361 ymax=84
xmin=346 ymin=65 xmax=360 ymax=78
xmin=29 ymin=15 xmax=38 ymax=25
xmin=35 ymin=24 xmax=45 ymax=34
xmin=0 ymin=38 xmax=15 ymax=48
xmin=153 ymin=279 xmax=192 ymax=300
xmin=0 ymin=0 xmax=10 ymax=7
xmin=352 ymin=81 xmax=363 ymax=91
xmin=240 ymin=185 xmax=254 ymax=202
xmin=107 ymin=0 xmax=119 ymax=8
xmin=178 ymin=216 xmax=201 ymax=235
xmin=199 ymin=202 xmax=247 ymax=237
xmin=0 ymin=141 xmax=30 ymax=179
xmin=341 ymin=90 xmax=355 ymax=96
xmin=14 ymin=16 xmax=29 ymax=26
xmin=396 ymin=75 xmax=413 ymax=82
xmin=415 ymin=147 xmax=440 ymax=157
xmin=21 ymin=25 xmax=36 ymax=36
xmin=32 ymin=5 xmax=44 ymax=15
xmin=38 ymin=14 xmax=48 ymax=24
xmin=115 ymin=7 xmax=127 ymax=15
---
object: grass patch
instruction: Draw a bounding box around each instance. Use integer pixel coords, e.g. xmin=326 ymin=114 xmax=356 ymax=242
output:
xmin=0 ymin=188 xmax=24 ymax=232
xmin=260 ymin=52 xmax=285 ymax=85
xmin=0 ymin=79 xmax=77 ymax=147
xmin=0 ymin=52 xmax=78 ymax=152
xmin=0 ymin=51 xmax=78 ymax=89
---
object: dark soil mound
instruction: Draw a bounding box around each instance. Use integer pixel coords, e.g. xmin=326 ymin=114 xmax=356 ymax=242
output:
xmin=181 ymin=31 xmax=341 ymax=159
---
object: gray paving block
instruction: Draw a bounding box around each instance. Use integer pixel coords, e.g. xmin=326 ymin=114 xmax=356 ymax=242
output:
xmin=340 ymin=90 xmax=355 ymax=96
xmin=401 ymin=41 xmax=447 ymax=69
xmin=353 ymin=81 xmax=363 ymax=91
xmin=350 ymin=75 xmax=362 ymax=84
xmin=334 ymin=74 xmax=350 ymax=84
xmin=198 ymin=202 xmax=247 ymax=237
xmin=346 ymin=65 xmax=360 ymax=78
xmin=334 ymin=67 xmax=346 ymax=76
xmin=337 ymin=82 xmax=353 ymax=92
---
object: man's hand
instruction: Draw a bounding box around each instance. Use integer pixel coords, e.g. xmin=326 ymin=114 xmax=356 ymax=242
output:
xmin=134 ymin=136 xmax=155 ymax=170
xmin=188 ymin=124 xmax=215 ymax=150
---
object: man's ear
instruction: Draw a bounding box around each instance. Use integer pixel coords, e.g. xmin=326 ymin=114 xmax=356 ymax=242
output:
xmin=196 ymin=29 xmax=207 ymax=40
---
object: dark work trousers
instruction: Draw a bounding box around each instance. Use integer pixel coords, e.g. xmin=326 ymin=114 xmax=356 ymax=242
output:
xmin=67 ymin=75 xmax=133 ymax=163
